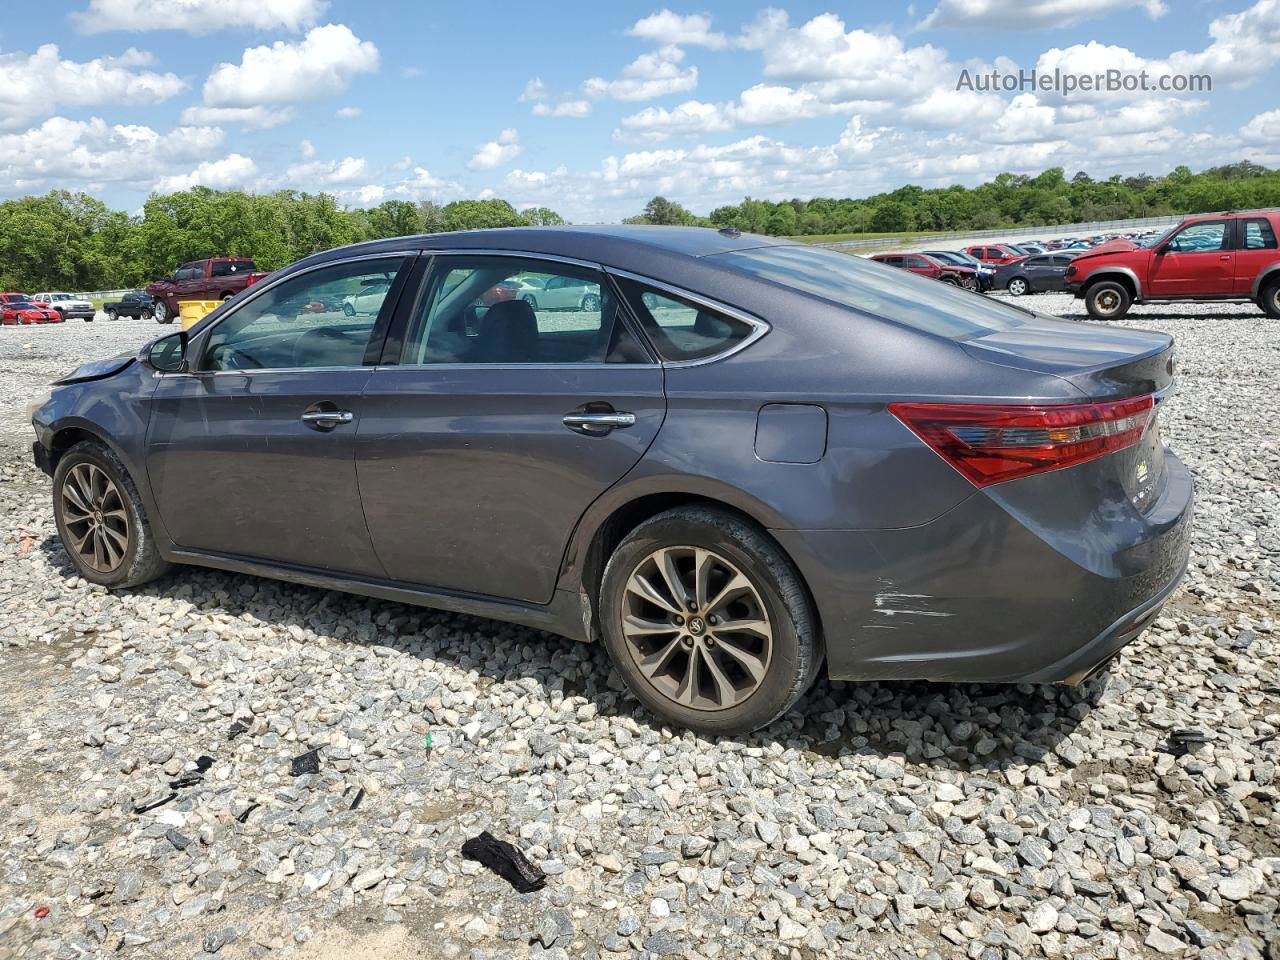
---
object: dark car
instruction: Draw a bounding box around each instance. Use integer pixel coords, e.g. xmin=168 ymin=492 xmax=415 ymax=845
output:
xmin=31 ymin=227 xmax=1193 ymax=735
xmin=146 ymin=258 xmax=266 ymax=324
xmin=993 ymin=253 xmax=1080 ymax=296
xmin=103 ymin=292 xmax=156 ymax=321
xmin=921 ymin=250 xmax=995 ymax=291
xmin=869 ymin=253 xmax=979 ymax=290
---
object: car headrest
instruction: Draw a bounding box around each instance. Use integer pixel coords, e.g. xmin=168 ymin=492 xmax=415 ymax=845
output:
xmin=478 ymin=299 xmax=538 ymax=363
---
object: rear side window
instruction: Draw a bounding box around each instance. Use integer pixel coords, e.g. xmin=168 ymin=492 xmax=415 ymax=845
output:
xmin=211 ymin=259 xmax=257 ymax=277
xmin=713 ymin=245 xmax=1033 ymax=340
xmin=1243 ymin=219 xmax=1278 ymax=250
xmin=613 ymin=276 xmax=759 ymax=362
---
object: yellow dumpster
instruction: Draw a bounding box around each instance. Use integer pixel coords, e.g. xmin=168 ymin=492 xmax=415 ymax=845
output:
xmin=178 ymin=300 xmax=221 ymax=330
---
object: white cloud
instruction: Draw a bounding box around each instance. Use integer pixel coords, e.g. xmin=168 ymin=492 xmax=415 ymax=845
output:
xmin=156 ymin=153 xmax=259 ymax=193
xmin=918 ymin=0 xmax=1166 ymax=30
xmin=533 ymin=99 xmax=591 ymax=118
xmin=179 ymin=104 xmax=291 ymax=130
xmin=75 ymin=0 xmax=328 ymax=33
xmin=335 ymin=106 xmax=362 ymax=118
xmin=299 ymin=139 xmax=315 ymax=159
xmin=583 ymin=45 xmax=698 ymax=101
xmin=286 ymin=154 xmax=367 ymax=184
xmin=1240 ymin=108 xmax=1280 ymax=143
xmin=0 ymin=45 xmax=184 ymax=129
xmin=202 ymin=24 xmax=379 ymax=107
xmin=468 ymin=128 xmax=522 ymax=170
xmin=519 ymin=78 xmax=547 ymax=102
xmin=628 ymin=9 xmax=727 ymax=48
xmin=0 ymin=116 xmax=223 ymax=192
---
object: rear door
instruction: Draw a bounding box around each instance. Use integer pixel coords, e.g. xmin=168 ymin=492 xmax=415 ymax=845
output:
xmin=1148 ymin=220 xmax=1233 ymax=296
xmin=1232 ymin=217 xmax=1279 ymax=294
xmin=356 ymin=253 xmax=665 ymax=603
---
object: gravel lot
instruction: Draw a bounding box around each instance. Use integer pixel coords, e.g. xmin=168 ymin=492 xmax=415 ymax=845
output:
xmin=1 ymin=301 xmax=1277 ymax=960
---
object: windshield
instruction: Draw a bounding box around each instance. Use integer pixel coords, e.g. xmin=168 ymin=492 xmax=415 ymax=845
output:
xmin=712 ymin=244 xmax=1033 ymax=339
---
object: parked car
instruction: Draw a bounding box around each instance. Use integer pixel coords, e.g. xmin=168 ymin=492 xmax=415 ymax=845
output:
xmin=145 ymin=258 xmax=266 ymax=324
xmin=341 ymin=275 xmax=394 ymax=316
xmin=1005 ymin=243 xmax=1046 ymax=256
xmin=870 ymin=253 xmax=979 ymax=290
xmin=33 ymin=292 xmax=95 ymax=321
xmin=992 ymin=252 xmax=1080 ymax=295
xmin=922 ymin=250 xmax=995 ymax=291
xmin=31 ymin=226 xmax=1192 ymax=735
xmin=1 ymin=294 xmax=62 ymax=324
xmin=1066 ymin=211 xmax=1280 ymax=320
xmin=103 ymin=292 xmax=156 ymax=321
xmin=514 ymin=273 xmax=604 ymax=311
xmin=964 ymin=244 xmax=1023 ymax=265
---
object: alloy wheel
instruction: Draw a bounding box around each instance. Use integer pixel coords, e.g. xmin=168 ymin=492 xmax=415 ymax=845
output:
xmin=620 ymin=545 xmax=773 ymax=712
xmin=582 ymin=293 xmax=601 ymax=312
xmin=60 ymin=463 xmax=129 ymax=573
xmin=1008 ymin=278 xmax=1027 ymax=295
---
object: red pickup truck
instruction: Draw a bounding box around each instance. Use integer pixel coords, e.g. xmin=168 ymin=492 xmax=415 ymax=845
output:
xmin=1066 ymin=211 xmax=1280 ymax=320
xmin=145 ymin=258 xmax=268 ymax=324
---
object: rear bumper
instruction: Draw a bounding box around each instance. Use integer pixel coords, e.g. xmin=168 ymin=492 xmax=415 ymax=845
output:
xmin=775 ymin=449 xmax=1193 ymax=684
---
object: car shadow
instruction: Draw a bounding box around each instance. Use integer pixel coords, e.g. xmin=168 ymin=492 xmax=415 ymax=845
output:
xmin=38 ymin=535 xmax=1098 ymax=774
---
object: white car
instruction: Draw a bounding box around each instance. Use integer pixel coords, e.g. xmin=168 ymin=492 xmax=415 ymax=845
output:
xmin=341 ymin=276 xmax=392 ymax=316
xmin=32 ymin=292 xmax=95 ymax=321
xmin=514 ymin=274 xmax=601 ymax=312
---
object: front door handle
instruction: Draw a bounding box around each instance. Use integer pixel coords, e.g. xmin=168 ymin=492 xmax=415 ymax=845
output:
xmin=563 ymin=411 xmax=636 ymax=434
xmin=301 ymin=410 xmax=354 ymax=427
xmin=1219 ymin=254 xmax=1231 ymax=261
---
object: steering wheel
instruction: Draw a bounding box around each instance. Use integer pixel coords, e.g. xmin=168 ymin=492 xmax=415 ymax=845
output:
xmin=209 ymin=344 xmax=264 ymax=370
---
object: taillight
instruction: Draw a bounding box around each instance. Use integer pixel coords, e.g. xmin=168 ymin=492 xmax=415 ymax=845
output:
xmin=889 ymin=395 xmax=1154 ymax=487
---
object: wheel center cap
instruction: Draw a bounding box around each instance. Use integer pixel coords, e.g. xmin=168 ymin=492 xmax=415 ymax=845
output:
xmin=687 ymin=616 xmax=706 ymax=636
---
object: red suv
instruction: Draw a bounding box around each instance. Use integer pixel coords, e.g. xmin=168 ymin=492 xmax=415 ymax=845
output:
xmin=145 ymin=258 xmax=266 ymax=324
xmin=964 ymin=244 xmax=1023 ymax=265
xmin=870 ymin=253 xmax=979 ymax=290
xmin=1066 ymin=211 xmax=1280 ymax=320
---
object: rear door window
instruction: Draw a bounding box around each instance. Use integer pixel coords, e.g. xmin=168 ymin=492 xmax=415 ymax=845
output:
xmin=613 ymin=276 xmax=760 ymax=362
xmin=1242 ymin=219 xmax=1278 ymax=250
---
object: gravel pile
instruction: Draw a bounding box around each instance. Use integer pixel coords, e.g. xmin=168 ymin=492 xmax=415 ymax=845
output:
xmin=0 ymin=302 xmax=1277 ymax=959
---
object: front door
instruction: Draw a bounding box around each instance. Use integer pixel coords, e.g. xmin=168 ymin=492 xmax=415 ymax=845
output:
xmin=357 ymin=254 xmax=665 ymax=604
xmin=1147 ymin=220 xmax=1234 ymax=296
xmin=144 ymin=254 xmax=411 ymax=574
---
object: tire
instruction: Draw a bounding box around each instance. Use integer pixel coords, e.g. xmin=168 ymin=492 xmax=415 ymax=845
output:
xmin=154 ymin=300 xmax=173 ymax=324
xmin=52 ymin=440 xmax=172 ymax=589
xmin=959 ymin=275 xmax=978 ymax=292
xmin=1085 ymin=280 xmax=1132 ymax=321
xmin=521 ymin=294 xmax=538 ymax=310
xmin=141 ymin=308 xmax=154 ymax=320
xmin=1007 ymin=277 xmax=1029 ymax=296
xmin=221 ymin=292 xmax=234 ymax=302
xmin=342 ymin=302 xmax=356 ymax=317
xmin=581 ymin=293 xmax=601 ymax=312
xmin=598 ymin=506 xmax=820 ymax=736
xmin=1260 ymin=280 xmax=1280 ymax=318
xmin=106 ymin=309 xmax=118 ymax=322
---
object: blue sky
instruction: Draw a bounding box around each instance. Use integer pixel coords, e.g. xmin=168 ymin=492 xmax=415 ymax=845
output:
xmin=2 ymin=0 xmax=1278 ymax=222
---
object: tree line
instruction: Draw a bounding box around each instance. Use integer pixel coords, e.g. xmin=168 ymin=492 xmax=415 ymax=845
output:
xmin=626 ymin=162 xmax=1280 ymax=237
xmin=0 ymin=189 xmax=563 ymax=293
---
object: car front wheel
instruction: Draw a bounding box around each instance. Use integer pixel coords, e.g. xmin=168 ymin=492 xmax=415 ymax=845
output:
xmin=154 ymin=301 xmax=172 ymax=324
xmin=1085 ymin=280 xmax=1132 ymax=320
xmin=105 ymin=309 xmax=118 ymax=321
xmin=1007 ymin=277 xmax=1029 ymax=296
xmin=52 ymin=440 xmax=172 ymax=588
xmin=599 ymin=506 xmax=820 ymax=736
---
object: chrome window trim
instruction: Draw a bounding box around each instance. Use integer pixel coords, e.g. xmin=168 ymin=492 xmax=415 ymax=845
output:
xmin=413 ymin=248 xmax=602 ymax=270
xmin=603 ymin=267 xmax=771 ymax=367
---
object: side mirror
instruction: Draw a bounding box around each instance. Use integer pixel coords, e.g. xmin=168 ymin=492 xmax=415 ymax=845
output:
xmin=141 ymin=331 xmax=188 ymax=373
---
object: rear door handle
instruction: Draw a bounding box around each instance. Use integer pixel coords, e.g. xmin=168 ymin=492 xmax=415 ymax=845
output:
xmin=301 ymin=410 xmax=354 ymax=427
xmin=563 ymin=411 xmax=636 ymax=434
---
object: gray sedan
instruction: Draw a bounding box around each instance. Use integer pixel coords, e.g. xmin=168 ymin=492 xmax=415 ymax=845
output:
xmin=31 ymin=227 xmax=1192 ymax=735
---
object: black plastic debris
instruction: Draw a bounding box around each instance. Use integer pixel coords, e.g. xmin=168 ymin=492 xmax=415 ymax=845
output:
xmin=134 ymin=793 xmax=177 ymax=814
xmin=227 ymin=721 xmax=249 ymax=741
xmin=235 ymin=802 xmax=260 ymax=824
xmin=290 ymin=748 xmax=321 ymax=777
xmin=349 ymin=788 xmax=365 ymax=811
xmin=462 ymin=831 xmax=547 ymax=893
xmin=1167 ymin=728 xmax=1212 ymax=756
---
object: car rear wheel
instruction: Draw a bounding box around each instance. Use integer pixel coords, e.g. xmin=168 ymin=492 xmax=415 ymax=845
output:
xmin=1085 ymin=280 xmax=1132 ymax=320
xmin=105 ymin=309 xmax=118 ymax=321
xmin=52 ymin=440 xmax=172 ymax=589
xmin=154 ymin=301 xmax=172 ymax=324
xmin=1260 ymin=279 xmax=1280 ymax=318
xmin=522 ymin=294 xmax=539 ymax=310
xmin=141 ymin=308 xmax=154 ymax=320
xmin=599 ymin=506 xmax=820 ymax=735
xmin=1007 ymin=277 xmax=1029 ymax=296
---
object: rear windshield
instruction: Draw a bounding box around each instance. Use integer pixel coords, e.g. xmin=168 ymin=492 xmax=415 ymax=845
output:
xmin=712 ymin=245 xmax=1032 ymax=339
